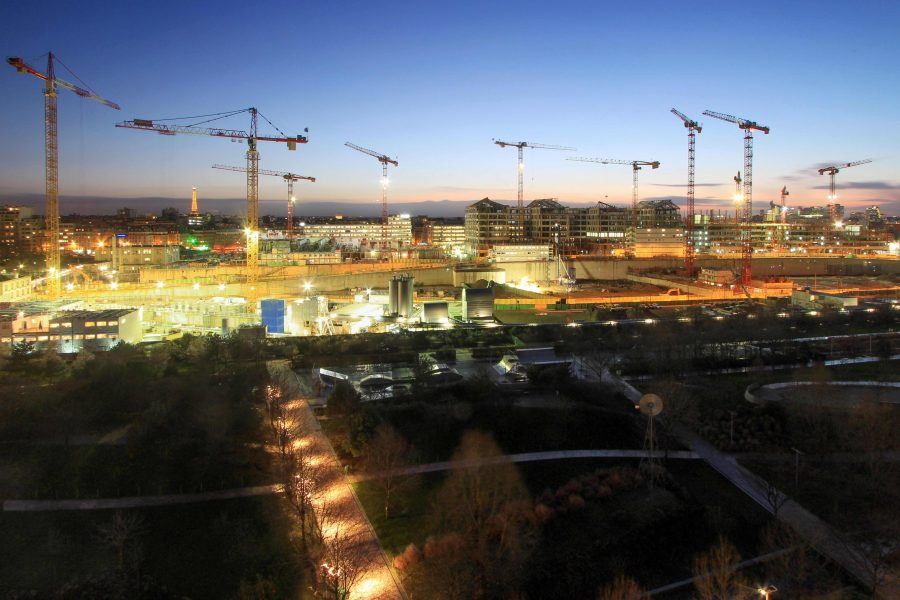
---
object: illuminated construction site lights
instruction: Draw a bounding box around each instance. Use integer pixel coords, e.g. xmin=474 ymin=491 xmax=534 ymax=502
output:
xmin=193 ymin=282 xmax=200 ymax=290
xmin=65 ymin=283 xmax=74 ymax=291
xmin=156 ymin=281 xmax=164 ymax=289
xmin=218 ymin=283 xmax=226 ymax=291
xmin=110 ymin=281 xmax=119 ymax=290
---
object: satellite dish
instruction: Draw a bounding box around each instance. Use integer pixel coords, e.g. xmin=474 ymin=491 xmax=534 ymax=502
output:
xmin=639 ymin=393 xmax=663 ymax=417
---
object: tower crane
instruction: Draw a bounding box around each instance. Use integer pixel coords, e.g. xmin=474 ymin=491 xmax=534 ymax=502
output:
xmin=117 ymin=108 xmax=307 ymax=295
xmin=670 ymin=108 xmax=702 ymax=276
xmin=6 ymin=53 xmax=120 ymax=299
xmin=494 ymin=140 xmax=576 ymax=239
xmin=212 ymin=165 xmax=315 ymax=238
xmin=344 ymin=142 xmax=398 ymax=250
xmin=779 ymin=186 xmax=790 ymax=250
xmin=703 ymin=110 xmax=770 ymax=287
xmin=567 ymin=157 xmax=660 ymax=236
xmin=817 ymin=159 xmax=872 ymax=214
xmin=780 ymin=186 xmax=789 ymax=224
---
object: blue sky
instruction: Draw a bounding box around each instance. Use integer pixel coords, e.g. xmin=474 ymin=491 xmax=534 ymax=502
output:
xmin=1 ymin=0 xmax=898 ymax=215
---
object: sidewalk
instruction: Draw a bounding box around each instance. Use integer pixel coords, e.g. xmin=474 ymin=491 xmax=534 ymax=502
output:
xmin=269 ymin=360 xmax=406 ymax=600
xmin=601 ymin=364 xmax=898 ymax=596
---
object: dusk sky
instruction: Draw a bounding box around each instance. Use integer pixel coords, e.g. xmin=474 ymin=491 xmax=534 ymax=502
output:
xmin=1 ymin=0 xmax=898 ymax=215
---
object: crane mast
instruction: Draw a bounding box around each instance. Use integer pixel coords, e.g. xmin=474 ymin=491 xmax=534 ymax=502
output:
xmin=567 ymin=157 xmax=659 ymax=247
xmin=703 ymin=110 xmax=769 ymax=287
xmin=670 ymin=109 xmax=701 ymax=276
xmin=344 ymin=142 xmax=398 ymax=251
xmin=212 ymin=165 xmax=316 ymax=238
xmin=118 ymin=108 xmax=307 ymax=303
xmin=494 ymin=140 xmax=575 ymax=240
xmin=780 ymin=186 xmax=789 ymax=224
xmin=6 ymin=53 xmax=120 ymax=299
xmin=817 ymin=159 xmax=872 ymax=216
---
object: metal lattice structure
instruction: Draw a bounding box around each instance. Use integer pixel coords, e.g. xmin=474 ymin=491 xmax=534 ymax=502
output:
xmin=213 ymin=165 xmax=315 ymax=238
xmin=6 ymin=53 xmax=120 ymax=299
xmin=567 ymin=157 xmax=660 ymax=241
xmin=494 ymin=140 xmax=575 ymax=240
xmin=703 ymin=110 xmax=769 ymax=286
xmin=670 ymin=109 xmax=702 ymax=276
xmin=817 ymin=159 xmax=872 ymax=206
xmin=344 ymin=142 xmax=398 ymax=250
xmin=117 ymin=108 xmax=307 ymax=298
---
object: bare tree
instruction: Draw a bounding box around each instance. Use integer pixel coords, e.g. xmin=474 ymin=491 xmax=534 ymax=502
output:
xmin=692 ymin=537 xmax=747 ymax=600
xmin=96 ymin=510 xmax=146 ymax=571
xmin=597 ymin=574 xmax=645 ymax=600
xmin=763 ymin=478 xmax=789 ymax=518
xmin=364 ymin=423 xmax=415 ymax=518
xmin=318 ymin=528 xmax=370 ymax=600
xmin=433 ymin=430 xmax=535 ymax=595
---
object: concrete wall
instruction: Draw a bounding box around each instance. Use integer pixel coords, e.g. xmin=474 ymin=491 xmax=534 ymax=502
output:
xmin=567 ymin=256 xmax=900 ymax=281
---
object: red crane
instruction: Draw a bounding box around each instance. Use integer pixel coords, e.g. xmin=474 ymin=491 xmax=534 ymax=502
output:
xmin=703 ymin=110 xmax=770 ymax=287
xmin=117 ymin=108 xmax=307 ymax=290
xmin=494 ymin=140 xmax=576 ymax=240
xmin=670 ymin=108 xmax=702 ymax=276
xmin=212 ymin=165 xmax=315 ymax=238
xmin=6 ymin=53 xmax=120 ymax=298
xmin=344 ymin=142 xmax=398 ymax=250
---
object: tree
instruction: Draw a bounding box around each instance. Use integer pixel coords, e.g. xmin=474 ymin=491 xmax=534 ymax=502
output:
xmin=318 ymin=528 xmax=370 ymax=600
xmin=364 ymin=423 xmax=415 ymax=518
xmin=431 ymin=430 xmax=535 ymax=595
xmin=764 ymin=478 xmax=789 ymax=518
xmin=598 ymin=574 xmax=645 ymax=600
xmin=326 ymin=382 xmax=361 ymax=417
xmin=692 ymin=537 xmax=746 ymax=600
xmin=96 ymin=511 xmax=146 ymax=572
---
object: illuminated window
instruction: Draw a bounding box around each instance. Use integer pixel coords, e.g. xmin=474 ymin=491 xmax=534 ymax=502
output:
xmin=96 ymin=333 xmax=107 ymax=339
xmin=96 ymin=321 xmax=107 ymax=327
xmin=50 ymin=323 xmax=59 ymax=329
xmin=74 ymin=334 xmax=84 ymax=340
xmin=85 ymin=322 xmax=95 ymax=327
xmin=85 ymin=334 xmax=95 ymax=340
xmin=62 ymin=322 xmax=71 ymax=327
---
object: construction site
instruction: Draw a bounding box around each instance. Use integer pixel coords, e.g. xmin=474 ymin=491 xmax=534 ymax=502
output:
xmin=2 ymin=55 xmax=899 ymax=350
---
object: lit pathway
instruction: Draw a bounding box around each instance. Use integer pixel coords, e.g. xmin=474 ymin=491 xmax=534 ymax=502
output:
xmin=351 ymin=449 xmax=699 ymax=482
xmin=269 ymin=360 xmax=407 ymax=600
xmin=598 ymin=363 xmax=899 ymax=596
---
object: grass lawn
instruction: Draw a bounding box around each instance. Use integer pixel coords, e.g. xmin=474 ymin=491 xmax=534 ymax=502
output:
xmin=355 ymin=456 xmax=775 ymax=596
xmin=0 ymin=496 xmax=301 ymax=598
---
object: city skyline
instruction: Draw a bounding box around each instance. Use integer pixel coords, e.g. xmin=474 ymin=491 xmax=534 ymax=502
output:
xmin=1 ymin=1 xmax=899 ymax=215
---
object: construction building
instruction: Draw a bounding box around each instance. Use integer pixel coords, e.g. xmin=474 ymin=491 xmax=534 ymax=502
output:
xmin=0 ymin=274 xmax=32 ymax=302
xmin=464 ymin=197 xmax=681 ymax=255
xmin=296 ymin=214 xmax=412 ymax=249
xmin=633 ymin=227 xmax=685 ymax=258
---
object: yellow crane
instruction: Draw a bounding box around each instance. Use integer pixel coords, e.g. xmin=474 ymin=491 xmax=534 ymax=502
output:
xmin=6 ymin=53 xmax=120 ymax=298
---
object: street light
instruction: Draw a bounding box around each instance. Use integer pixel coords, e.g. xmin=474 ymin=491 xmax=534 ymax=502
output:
xmin=758 ymin=584 xmax=777 ymax=599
